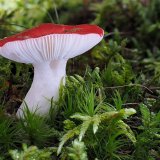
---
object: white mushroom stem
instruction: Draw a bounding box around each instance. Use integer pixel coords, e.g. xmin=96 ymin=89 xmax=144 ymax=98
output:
xmin=17 ymin=59 xmax=67 ymax=117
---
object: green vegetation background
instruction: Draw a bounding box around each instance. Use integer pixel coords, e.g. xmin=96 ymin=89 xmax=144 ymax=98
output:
xmin=0 ymin=0 xmax=160 ymax=159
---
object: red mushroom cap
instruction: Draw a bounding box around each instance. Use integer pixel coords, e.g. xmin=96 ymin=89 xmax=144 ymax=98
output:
xmin=0 ymin=23 xmax=104 ymax=63
xmin=0 ymin=24 xmax=104 ymax=47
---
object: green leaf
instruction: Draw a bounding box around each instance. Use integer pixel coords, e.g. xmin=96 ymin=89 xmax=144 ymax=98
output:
xmin=140 ymin=104 xmax=150 ymax=127
xmin=57 ymin=126 xmax=80 ymax=155
xmin=118 ymin=120 xmax=136 ymax=143
xmin=67 ymin=139 xmax=88 ymax=160
xmin=92 ymin=115 xmax=101 ymax=134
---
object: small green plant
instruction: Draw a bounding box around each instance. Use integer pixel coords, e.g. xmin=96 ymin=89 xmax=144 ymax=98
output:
xmin=94 ymin=39 xmax=134 ymax=87
xmin=58 ymin=108 xmax=136 ymax=155
xmin=0 ymin=115 xmax=22 ymax=157
xmin=18 ymin=105 xmax=55 ymax=147
xmin=67 ymin=139 xmax=88 ymax=160
xmin=56 ymin=72 xmax=136 ymax=159
xmin=134 ymin=104 xmax=160 ymax=160
xmin=9 ymin=143 xmax=54 ymax=160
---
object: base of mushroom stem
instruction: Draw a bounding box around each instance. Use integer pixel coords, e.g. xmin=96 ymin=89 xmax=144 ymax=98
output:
xmin=16 ymin=97 xmax=57 ymax=118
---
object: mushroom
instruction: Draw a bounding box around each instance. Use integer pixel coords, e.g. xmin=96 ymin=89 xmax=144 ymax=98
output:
xmin=0 ymin=23 xmax=104 ymax=117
